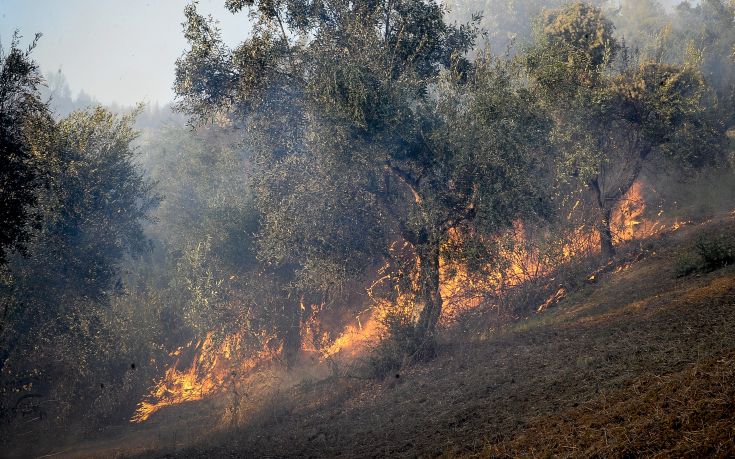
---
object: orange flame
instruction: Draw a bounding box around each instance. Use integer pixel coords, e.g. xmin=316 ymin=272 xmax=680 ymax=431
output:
xmin=131 ymin=332 xmax=278 ymax=423
xmin=134 ymin=181 xmax=683 ymax=422
xmin=439 ymin=181 xmax=684 ymax=320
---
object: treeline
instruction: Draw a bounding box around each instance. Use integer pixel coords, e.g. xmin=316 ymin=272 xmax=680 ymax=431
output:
xmin=1 ymin=0 xmax=733 ymax=447
xmin=0 ymin=33 xmax=158 ymax=435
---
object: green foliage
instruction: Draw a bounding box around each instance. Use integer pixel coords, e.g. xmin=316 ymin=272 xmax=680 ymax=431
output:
xmin=669 ymin=0 xmax=735 ymax=124
xmin=608 ymin=62 xmax=725 ymax=170
xmin=3 ymin=0 xmax=735 ymax=449
xmin=175 ymin=0 xmax=553 ymax=341
xmin=144 ymin=124 xmax=257 ymax=269
xmin=51 ymin=108 xmax=157 ymax=287
xmin=0 ymin=106 xmax=158 ymax=436
xmin=445 ymin=0 xmax=608 ymax=55
xmin=436 ymin=58 xmax=552 ymax=232
xmin=0 ymin=32 xmax=52 ymax=265
xmin=143 ymin=126 xmax=248 ymax=318
xmin=526 ymin=2 xmax=727 ymax=257
xmin=538 ymin=2 xmax=618 ymax=73
xmin=526 ymin=2 xmax=618 ymax=98
xmin=2 ymin=106 xmax=158 ymax=325
xmin=607 ymin=0 xmax=735 ymax=126
xmin=696 ymin=235 xmax=735 ymax=271
xmin=140 ymin=122 xmax=306 ymax=362
xmin=676 ymin=233 xmax=735 ymax=277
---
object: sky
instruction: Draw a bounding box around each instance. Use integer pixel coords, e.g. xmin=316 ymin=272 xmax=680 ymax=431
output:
xmin=1 ymin=0 xmax=692 ymax=107
xmin=0 ymin=0 xmax=251 ymax=106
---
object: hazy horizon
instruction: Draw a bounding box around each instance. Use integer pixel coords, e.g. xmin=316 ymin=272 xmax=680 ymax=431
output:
xmin=1 ymin=0 xmax=692 ymax=108
xmin=0 ymin=0 xmax=250 ymax=107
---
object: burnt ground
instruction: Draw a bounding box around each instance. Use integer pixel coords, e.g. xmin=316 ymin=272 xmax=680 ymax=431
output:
xmin=36 ymin=215 xmax=735 ymax=458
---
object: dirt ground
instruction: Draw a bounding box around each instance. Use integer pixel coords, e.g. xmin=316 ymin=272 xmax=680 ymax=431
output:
xmin=33 ymin=216 xmax=735 ymax=458
xmin=139 ymin=216 xmax=735 ymax=458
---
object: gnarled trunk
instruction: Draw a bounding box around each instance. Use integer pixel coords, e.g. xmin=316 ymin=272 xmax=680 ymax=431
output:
xmin=600 ymin=206 xmax=615 ymax=258
xmin=415 ymin=241 xmax=442 ymax=351
xmin=590 ymin=148 xmax=647 ymax=259
xmin=281 ymin=301 xmax=302 ymax=368
xmin=591 ymin=178 xmax=616 ymax=259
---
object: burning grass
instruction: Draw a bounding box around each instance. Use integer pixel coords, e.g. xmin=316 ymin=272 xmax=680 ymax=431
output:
xmin=36 ymin=213 xmax=735 ymax=458
xmin=130 ymin=180 xmax=698 ymax=425
xmin=131 ymin=332 xmax=282 ymax=422
xmin=166 ymin=235 xmax=735 ymax=458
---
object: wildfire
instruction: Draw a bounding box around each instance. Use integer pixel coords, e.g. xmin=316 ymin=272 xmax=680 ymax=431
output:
xmin=611 ymin=181 xmax=653 ymax=243
xmin=319 ymin=317 xmax=381 ymax=358
xmin=439 ymin=180 xmax=684 ymax=320
xmin=301 ymin=305 xmax=381 ymax=359
xmin=131 ymin=332 xmax=278 ymax=423
xmin=133 ymin=181 xmax=683 ymax=423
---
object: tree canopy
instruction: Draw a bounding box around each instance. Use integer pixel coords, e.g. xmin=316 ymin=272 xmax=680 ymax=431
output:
xmin=173 ymin=0 xmax=554 ymax=351
xmin=526 ymin=2 xmax=726 ymax=257
xmin=0 ymin=33 xmax=51 ymax=265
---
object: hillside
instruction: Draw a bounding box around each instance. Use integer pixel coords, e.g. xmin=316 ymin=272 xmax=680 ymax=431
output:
xmin=24 ymin=214 xmax=734 ymax=459
xmin=4 ymin=2 xmax=735 ymax=458
xmin=96 ymin=214 xmax=733 ymax=459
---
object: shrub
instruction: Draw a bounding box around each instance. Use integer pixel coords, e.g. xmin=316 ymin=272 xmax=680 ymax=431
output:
xmin=676 ymin=234 xmax=734 ymax=277
xmin=364 ymin=317 xmax=418 ymax=379
xmin=696 ymin=236 xmax=735 ymax=271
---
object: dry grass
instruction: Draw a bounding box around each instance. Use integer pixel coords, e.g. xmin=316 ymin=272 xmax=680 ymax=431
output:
xmin=481 ymin=351 xmax=735 ymax=458
xmin=33 ymin=216 xmax=735 ymax=458
xmin=153 ymin=217 xmax=735 ymax=458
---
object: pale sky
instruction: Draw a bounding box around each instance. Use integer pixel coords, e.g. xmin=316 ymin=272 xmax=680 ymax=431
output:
xmin=0 ymin=0 xmax=251 ymax=106
xmin=1 ymin=0 xmax=691 ymax=106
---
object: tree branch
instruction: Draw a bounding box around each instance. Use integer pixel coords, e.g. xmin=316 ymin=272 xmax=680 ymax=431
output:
xmin=385 ymin=164 xmax=422 ymax=205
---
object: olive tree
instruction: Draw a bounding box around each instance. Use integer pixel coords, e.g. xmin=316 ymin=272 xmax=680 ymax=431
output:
xmin=0 ymin=33 xmax=51 ymax=266
xmin=175 ymin=0 xmax=550 ymax=353
xmin=526 ymin=2 xmax=725 ymax=258
xmin=0 ymin=107 xmax=158 ymax=431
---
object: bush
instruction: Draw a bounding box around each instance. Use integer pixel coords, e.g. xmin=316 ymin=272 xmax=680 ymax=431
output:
xmin=676 ymin=234 xmax=734 ymax=277
xmin=364 ymin=336 xmax=407 ymax=379
xmin=364 ymin=319 xmax=417 ymax=379
xmin=696 ymin=236 xmax=735 ymax=271
xmin=361 ymin=306 xmax=438 ymax=379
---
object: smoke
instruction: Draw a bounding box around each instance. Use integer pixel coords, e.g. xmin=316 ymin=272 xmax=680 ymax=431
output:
xmin=2 ymin=1 xmax=734 ymax=457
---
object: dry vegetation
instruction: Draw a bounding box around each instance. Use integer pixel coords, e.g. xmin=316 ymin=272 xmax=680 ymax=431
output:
xmin=36 ymin=213 xmax=731 ymax=458
xmin=4 ymin=2 xmax=735 ymax=458
xmin=483 ymin=351 xmax=735 ymax=458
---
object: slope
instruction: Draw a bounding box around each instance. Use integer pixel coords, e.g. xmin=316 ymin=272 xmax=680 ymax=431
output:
xmin=143 ymin=214 xmax=735 ymax=458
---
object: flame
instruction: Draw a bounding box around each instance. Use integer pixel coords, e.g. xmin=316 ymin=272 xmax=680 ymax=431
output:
xmin=611 ymin=181 xmax=648 ymax=243
xmin=319 ymin=316 xmax=381 ymax=358
xmin=439 ymin=181 xmax=684 ymax=320
xmin=309 ymin=254 xmax=418 ymax=358
xmin=131 ymin=332 xmax=278 ymax=423
xmin=134 ymin=181 xmax=683 ymax=422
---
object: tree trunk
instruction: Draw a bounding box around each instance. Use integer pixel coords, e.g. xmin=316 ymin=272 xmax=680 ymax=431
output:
xmin=600 ymin=206 xmax=616 ymax=258
xmin=415 ymin=241 xmax=442 ymax=355
xmin=281 ymin=301 xmax=302 ymax=368
xmin=591 ymin=178 xmax=616 ymax=259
